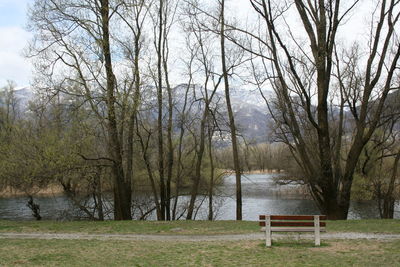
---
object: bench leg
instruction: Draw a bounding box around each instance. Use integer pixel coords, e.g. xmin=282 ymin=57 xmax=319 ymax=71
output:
xmin=265 ymin=215 xmax=271 ymax=247
xmin=314 ymin=215 xmax=320 ymax=246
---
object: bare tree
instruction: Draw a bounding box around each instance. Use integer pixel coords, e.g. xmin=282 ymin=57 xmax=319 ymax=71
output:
xmin=0 ymin=81 xmax=19 ymax=133
xmin=28 ymin=0 xmax=143 ymax=220
xmin=135 ymin=112 xmax=162 ymax=219
xmin=154 ymin=0 xmax=167 ymax=220
xmin=184 ymin=21 xmax=221 ymax=220
xmin=172 ymin=34 xmax=196 ymax=219
xmin=358 ymin=96 xmax=400 ymax=218
xmin=219 ymin=0 xmax=242 ymax=220
xmin=150 ymin=0 xmax=178 ymax=220
xmin=246 ymin=0 xmax=400 ymax=219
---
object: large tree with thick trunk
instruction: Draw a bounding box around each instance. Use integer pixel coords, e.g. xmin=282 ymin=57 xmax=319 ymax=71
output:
xmin=28 ymin=0 xmax=143 ymax=220
xmin=248 ymin=0 xmax=400 ymax=219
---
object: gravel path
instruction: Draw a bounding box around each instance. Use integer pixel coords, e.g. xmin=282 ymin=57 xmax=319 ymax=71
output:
xmin=1 ymin=232 xmax=400 ymax=242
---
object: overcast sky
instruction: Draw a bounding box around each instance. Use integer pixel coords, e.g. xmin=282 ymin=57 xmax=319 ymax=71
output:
xmin=0 ymin=0 xmax=372 ymax=89
xmin=0 ymin=0 xmax=254 ymax=89
xmin=0 ymin=0 xmax=33 ymax=88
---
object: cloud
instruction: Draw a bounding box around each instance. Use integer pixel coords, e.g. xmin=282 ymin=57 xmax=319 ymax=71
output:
xmin=0 ymin=0 xmax=29 ymax=9
xmin=0 ymin=26 xmax=32 ymax=87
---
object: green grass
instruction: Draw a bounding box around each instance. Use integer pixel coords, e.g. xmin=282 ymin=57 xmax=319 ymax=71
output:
xmin=0 ymin=238 xmax=399 ymax=266
xmin=327 ymin=219 xmax=400 ymax=233
xmin=0 ymin=220 xmax=257 ymax=235
xmin=1 ymin=219 xmax=399 ymax=266
xmin=0 ymin=219 xmax=399 ymax=235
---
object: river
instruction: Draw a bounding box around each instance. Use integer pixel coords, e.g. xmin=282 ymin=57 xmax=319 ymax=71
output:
xmin=0 ymin=173 xmax=398 ymax=220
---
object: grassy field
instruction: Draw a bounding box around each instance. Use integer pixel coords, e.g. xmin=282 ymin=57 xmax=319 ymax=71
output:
xmin=0 ymin=238 xmax=399 ymax=266
xmin=0 ymin=219 xmax=399 ymax=235
xmin=1 ymin=219 xmax=399 ymax=266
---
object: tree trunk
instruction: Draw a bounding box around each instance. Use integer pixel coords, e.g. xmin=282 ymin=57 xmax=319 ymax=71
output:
xmin=95 ymin=167 xmax=104 ymax=221
xmin=164 ymin=40 xmax=173 ymax=221
xmin=382 ymin=152 xmax=400 ymax=219
xmin=100 ymin=0 xmax=131 ymax=220
xmin=220 ymin=0 xmax=242 ymax=220
xmin=136 ymin=120 xmax=162 ymax=219
xmin=156 ymin=0 xmax=166 ymax=220
xmin=172 ymin=83 xmax=190 ymax=220
xmin=186 ymin=110 xmax=208 ymax=220
xmin=207 ymin=125 xmax=215 ymax=221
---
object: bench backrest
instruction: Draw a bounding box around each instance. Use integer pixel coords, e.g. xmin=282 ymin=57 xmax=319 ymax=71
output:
xmin=259 ymin=215 xmax=327 ymax=232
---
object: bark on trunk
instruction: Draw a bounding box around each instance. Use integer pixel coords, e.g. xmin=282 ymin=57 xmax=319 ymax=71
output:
xmin=172 ymin=82 xmax=190 ymax=220
xmin=100 ymin=0 xmax=131 ymax=220
xmin=94 ymin=167 xmax=104 ymax=221
xmin=220 ymin=0 xmax=242 ymax=220
xmin=186 ymin=109 xmax=208 ymax=220
xmin=207 ymin=126 xmax=215 ymax=221
xmin=382 ymin=152 xmax=400 ymax=219
xmin=136 ymin=117 xmax=162 ymax=219
xmin=156 ymin=0 xmax=166 ymax=220
xmin=164 ymin=43 xmax=173 ymax=221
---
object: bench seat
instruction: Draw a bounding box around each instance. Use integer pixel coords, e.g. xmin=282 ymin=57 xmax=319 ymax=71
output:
xmin=261 ymin=227 xmax=326 ymax=232
xmin=259 ymin=214 xmax=327 ymax=246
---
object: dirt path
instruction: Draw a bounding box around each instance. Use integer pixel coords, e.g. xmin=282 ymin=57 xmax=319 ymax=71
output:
xmin=1 ymin=232 xmax=400 ymax=242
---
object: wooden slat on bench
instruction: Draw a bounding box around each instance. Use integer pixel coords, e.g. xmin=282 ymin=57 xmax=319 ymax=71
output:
xmin=259 ymin=221 xmax=326 ymax=227
xmin=259 ymin=215 xmax=327 ymax=220
xmin=261 ymin=227 xmax=326 ymax=232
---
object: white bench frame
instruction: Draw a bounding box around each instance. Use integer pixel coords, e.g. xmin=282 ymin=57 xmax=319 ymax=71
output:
xmin=260 ymin=215 xmax=325 ymax=247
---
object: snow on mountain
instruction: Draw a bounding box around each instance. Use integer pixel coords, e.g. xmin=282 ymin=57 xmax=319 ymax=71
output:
xmin=229 ymin=87 xmax=269 ymax=112
xmin=217 ymin=87 xmax=274 ymax=142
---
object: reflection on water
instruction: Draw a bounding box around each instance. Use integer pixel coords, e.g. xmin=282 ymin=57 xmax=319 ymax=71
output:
xmin=0 ymin=173 xmax=398 ymax=220
xmin=0 ymin=195 xmax=72 ymax=221
xmin=207 ymin=174 xmax=396 ymax=220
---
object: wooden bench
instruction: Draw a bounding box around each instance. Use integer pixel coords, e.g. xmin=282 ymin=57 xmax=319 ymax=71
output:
xmin=259 ymin=215 xmax=327 ymax=247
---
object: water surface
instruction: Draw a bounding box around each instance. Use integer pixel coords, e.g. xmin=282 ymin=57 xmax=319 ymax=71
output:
xmin=0 ymin=173 xmax=398 ymax=220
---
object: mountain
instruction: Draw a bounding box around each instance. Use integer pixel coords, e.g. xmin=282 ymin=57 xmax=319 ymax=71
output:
xmin=7 ymin=85 xmax=274 ymax=142
xmin=0 ymin=86 xmax=35 ymax=115
xmin=228 ymin=88 xmax=273 ymax=142
xmin=13 ymin=87 xmax=35 ymax=110
xmin=172 ymin=84 xmax=273 ymax=143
